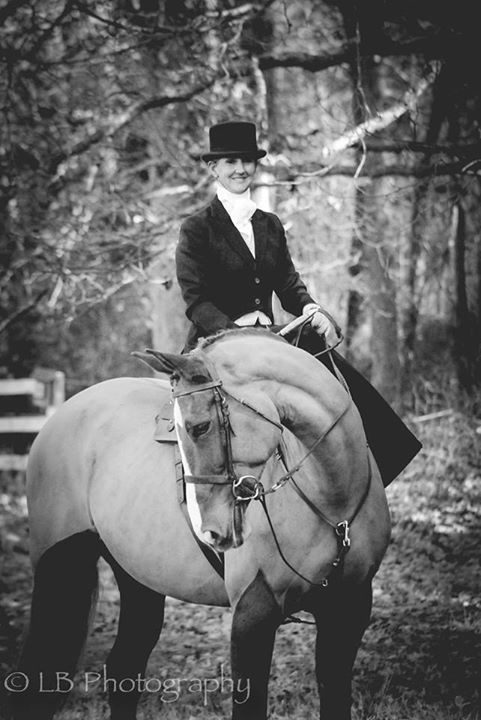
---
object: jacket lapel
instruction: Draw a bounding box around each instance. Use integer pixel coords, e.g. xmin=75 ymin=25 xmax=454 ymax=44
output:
xmin=251 ymin=210 xmax=268 ymax=266
xmin=210 ymin=197 xmax=256 ymax=266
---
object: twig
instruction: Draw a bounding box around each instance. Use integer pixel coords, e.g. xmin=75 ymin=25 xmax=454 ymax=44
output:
xmin=411 ymin=409 xmax=453 ymax=423
xmin=0 ymin=290 xmax=49 ymax=335
xmin=322 ymin=68 xmax=438 ymax=160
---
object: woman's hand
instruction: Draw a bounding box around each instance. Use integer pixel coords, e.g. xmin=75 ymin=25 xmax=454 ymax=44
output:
xmin=303 ymin=304 xmax=338 ymax=340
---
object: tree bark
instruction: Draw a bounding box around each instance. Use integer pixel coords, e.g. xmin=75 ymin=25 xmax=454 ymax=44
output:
xmin=341 ymin=5 xmax=401 ymax=404
xmin=343 ymin=4 xmax=367 ymax=361
xmin=452 ymin=200 xmax=480 ymax=393
xmin=365 ymin=217 xmax=401 ymax=406
xmin=400 ymin=65 xmax=449 ymax=399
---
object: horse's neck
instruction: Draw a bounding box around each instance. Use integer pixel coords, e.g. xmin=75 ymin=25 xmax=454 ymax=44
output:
xmin=252 ymin=341 xmax=352 ymax=445
xmin=210 ymin=336 xmax=356 ymax=496
xmin=211 ymin=335 xmax=350 ymax=434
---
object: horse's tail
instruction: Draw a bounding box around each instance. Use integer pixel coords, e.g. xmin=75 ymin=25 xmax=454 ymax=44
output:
xmin=8 ymin=530 xmax=101 ymax=720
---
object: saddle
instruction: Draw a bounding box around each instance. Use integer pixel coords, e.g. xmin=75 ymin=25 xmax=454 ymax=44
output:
xmin=153 ymin=399 xmax=176 ymax=441
xmin=153 ymin=395 xmax=225 ymax=578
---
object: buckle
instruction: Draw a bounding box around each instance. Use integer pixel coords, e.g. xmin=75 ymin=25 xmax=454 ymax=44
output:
xmin=335 ymin=520 xmax=351 ymax=548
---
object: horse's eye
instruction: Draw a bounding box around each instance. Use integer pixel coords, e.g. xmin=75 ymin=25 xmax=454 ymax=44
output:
xmin=191 ymin=420 xmax=211 ymax=439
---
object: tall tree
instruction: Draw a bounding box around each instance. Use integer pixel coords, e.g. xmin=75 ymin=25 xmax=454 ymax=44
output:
xmin=3 ymin=0 xmax=481 ymax=399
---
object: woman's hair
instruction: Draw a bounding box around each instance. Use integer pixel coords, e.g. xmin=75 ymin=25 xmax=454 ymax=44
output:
xmin=206 ymin=157 xmax=258 ymax=167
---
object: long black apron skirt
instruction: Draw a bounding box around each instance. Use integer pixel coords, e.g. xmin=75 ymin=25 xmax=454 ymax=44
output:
xmin=298 ymin=329 xmax=422 ymax=487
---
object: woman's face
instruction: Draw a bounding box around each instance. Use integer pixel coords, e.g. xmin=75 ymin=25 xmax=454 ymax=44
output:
xmin=209 ymin=157 xmax=257 ymax=194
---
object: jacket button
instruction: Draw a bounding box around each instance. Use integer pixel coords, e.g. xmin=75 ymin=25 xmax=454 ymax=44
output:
xmin=254 ymin=277 xmax=261 ymax=284
xmin=254 ymin=298 xmax=261 ymax=305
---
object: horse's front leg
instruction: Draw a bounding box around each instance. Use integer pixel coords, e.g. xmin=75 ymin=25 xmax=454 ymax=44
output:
xmin=311 ymin=578 xmax=373 ymax=720
xmin=230 ymin=571 xmax=282 ymax=720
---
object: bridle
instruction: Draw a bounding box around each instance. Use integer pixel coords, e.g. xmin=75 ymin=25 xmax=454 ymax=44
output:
xmin=173 ymin=378 xmax=274 ymax=497
xmin=172 ymin=378 xmax=372 ymax=588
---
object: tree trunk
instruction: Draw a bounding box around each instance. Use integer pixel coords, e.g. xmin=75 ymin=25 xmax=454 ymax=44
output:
xmin=341 ymin=9 xmax=401 ymax=405
xmin=343 ymin=5 xmax=368 ymax=361
xmin=400 ymin=65 xmax=450 ymax=398
xmin=365 ymin=206 xmax=401 ymax=406
xmin=452 ymin=200 xmax=478 ymax=392
xmin=255 ymin=5 xmax=289 ymax=322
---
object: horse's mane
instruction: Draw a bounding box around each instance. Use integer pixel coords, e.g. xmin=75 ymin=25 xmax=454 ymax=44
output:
xmin=196 ymin=327 xmax=287 ymax=351
xmin=184 ymin=329 xmax=288 ymax=385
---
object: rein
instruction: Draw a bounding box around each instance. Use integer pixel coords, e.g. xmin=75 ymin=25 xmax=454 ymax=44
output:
xmin=172 ymin=377 xmax=372 ymax=587
xmin=260 ymin=451 xmax=372 ymax=587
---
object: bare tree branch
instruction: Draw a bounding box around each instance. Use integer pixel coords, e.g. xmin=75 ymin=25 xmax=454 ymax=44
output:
xmin=257 ymin=158 xmax=481 ymax=185
xmin=205 ymin=1 xmax=277 ymax=20
xmin=321 ymin=69 xmax=437 ymax=160
xmin=0 ymin=289 xmax=49 ymax=336
xmin=48 ymin=78 xmax=216 ymax=174
xmin=285 ymin=130 xmax=481 ymax=156
xmin=260 ymin=45 xmax=353 ymax=73
xmin=351 ymin=140 xmax=481 ymax=156
xmin=259 ymin=35 xmax=455 ymax=72
xmin=28 ymin=0 xmax=75 ymax=59
xmin=73 ymin=0 xmax=275 ymax=38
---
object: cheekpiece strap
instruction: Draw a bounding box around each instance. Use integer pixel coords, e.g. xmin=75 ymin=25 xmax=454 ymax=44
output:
xmin=172 ymin=379 xmax=223 ymax=398
xmin=184 ymin=474 xmax=232 ymax=486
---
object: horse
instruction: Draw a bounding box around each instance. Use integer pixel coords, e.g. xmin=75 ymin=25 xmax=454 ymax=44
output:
xmin=10 ymin=327 xmax=391 ymax=720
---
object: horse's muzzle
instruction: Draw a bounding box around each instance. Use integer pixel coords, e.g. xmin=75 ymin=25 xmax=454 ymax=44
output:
xmin=201 ymin=527 xmax=240 ymax=551
xmin=200 ymin=498 xmax=248 ymax=551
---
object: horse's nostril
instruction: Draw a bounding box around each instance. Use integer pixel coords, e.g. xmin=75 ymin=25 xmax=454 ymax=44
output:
xmin=203 ymin=530 xmax=220 ymax=546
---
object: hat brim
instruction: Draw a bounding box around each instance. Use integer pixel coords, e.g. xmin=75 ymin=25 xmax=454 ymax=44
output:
xmin=201 ymin=149 xmax=266 ymax=162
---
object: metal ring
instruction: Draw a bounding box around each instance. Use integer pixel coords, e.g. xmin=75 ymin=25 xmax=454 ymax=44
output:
xmin=232 ymin=475 xmax=262 ymax=501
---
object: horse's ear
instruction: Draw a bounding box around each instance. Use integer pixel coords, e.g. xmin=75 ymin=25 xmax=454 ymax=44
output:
xmin=131 ymin=349 xmax=211 ymax=381
xmin=131 ymin=350 xmax=184 ymax=376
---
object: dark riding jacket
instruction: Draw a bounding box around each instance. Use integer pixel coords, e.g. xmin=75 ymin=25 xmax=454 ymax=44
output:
xmin=176 ymin=197 xmax=315 ymax=350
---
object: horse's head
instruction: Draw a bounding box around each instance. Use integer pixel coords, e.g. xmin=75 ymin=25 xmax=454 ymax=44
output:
xmin=134 ymin=347 xmax=283 ymax=551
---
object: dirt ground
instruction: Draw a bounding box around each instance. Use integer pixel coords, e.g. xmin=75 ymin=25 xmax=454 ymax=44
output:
xmin=1 ymin=413 xmax=480 ymax=719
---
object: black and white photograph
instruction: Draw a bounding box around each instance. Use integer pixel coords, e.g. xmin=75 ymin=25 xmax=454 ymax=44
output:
xmin=0 ymin=2 xmax=480 ymax=719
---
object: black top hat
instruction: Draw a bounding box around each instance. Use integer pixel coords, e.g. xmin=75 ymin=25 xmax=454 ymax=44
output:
xmin=201 ymin=121 xmax=267 ymax=161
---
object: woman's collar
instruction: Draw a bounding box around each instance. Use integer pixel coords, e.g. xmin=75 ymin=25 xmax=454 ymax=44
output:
xmin=216 ymin=183 xmax=252 ymax=205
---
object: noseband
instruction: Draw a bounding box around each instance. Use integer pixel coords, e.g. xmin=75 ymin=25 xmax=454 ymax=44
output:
xmin=172 ymin=378 xmax=372 ymax=587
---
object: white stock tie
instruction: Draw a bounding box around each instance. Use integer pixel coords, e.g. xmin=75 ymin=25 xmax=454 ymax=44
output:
xmin=217 ymin=186 xmax=257 ymax=256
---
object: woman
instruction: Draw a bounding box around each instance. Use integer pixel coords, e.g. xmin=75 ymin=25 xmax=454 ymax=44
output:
xmin=175 ymin=120 xmax=421 ymax=484
xmin=176 ymin=120 xmax=334 ymax=349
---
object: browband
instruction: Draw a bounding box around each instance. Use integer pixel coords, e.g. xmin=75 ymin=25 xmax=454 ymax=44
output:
xmin=172 ymin=379 xmax=223 ymax=398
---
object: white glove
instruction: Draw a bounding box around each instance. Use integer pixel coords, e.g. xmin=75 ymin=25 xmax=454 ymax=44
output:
xmin=303 ymin=304 xmax=335 ymax=338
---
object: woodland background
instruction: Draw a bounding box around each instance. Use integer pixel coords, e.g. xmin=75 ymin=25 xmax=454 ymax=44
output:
xmin=0 ymin=1 xmax=480 ymax=719
xmin=2 ymin=0 xmax=481 ymax=404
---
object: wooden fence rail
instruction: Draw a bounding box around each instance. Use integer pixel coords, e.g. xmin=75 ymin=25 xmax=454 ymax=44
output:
xmin=0 ymin=369 xmax=65 ymax=472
